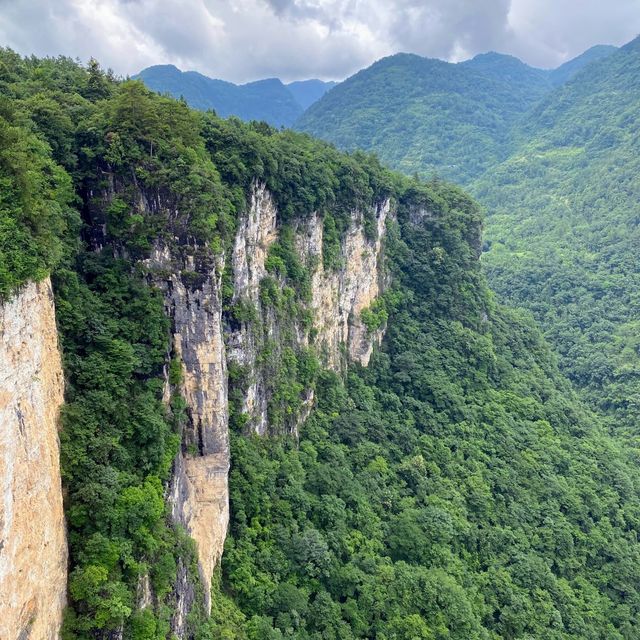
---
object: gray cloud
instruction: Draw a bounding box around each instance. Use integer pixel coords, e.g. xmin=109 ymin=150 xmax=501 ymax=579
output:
xmin=0 ymin=0 xmax=638 ymax=82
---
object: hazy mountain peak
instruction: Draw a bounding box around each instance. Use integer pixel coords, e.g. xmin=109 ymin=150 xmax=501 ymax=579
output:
xmin=135 ymin=65 xmax=335 ymax=126
xmin=286 ymin=79 xmax=338 ymax=110
xmin=549 ymin=43 xmax=618 ymax=85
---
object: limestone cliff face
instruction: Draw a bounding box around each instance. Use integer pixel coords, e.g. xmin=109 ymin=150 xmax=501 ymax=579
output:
xmin=144 ymin=182 xmax=390 ymax=631
xmin=147 ymin=245 xmax=229 ymax=620
xmin=227 ymin=183 xmax=279 ymax=435
xmin=0 ymin=279 xmax=67 ymax=640
xmin=295 ymin=199 xmax=391 ymax=371
xmin=227 ymin=182 xmax=390 ymax=433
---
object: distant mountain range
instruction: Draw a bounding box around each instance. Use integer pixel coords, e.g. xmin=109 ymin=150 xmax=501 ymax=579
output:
xmin=135 ymin=45 xmax=617 ymax=135
xmin=138 ymin=40 xmax=640 ymax=436
xmin=295 ymin=36 xmax=640 ymax=434
xmin=133 ymin=64 xmax=336 ymax=127
xmin=296 ymin=44 xmax=618 ymax=182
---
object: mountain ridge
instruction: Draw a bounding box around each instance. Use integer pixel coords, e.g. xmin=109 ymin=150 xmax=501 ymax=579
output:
xmin=134 ymin=64 xmax=336 ymax=127
xmin=296 ymin=43 xmax=618 ymax=182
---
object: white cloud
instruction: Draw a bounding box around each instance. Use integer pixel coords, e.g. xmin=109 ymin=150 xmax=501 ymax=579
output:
xmin=0 ymin=0 xmax=638 ymax=81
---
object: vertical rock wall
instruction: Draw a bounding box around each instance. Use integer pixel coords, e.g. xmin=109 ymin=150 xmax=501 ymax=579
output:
xmin=148 ymin=246 xmax=229 ymax=618
xmin=0 ymin=279 xmax=67 ymax=640
xmin=227 ymin=183 xmax=279 ymax=435
xmin=228 ymin=183 xmax=391 ymax=432
xmin=146 ymin=182 xmax=391 ymax=630
xmin=295 ymin=200 xmax=391 ymax=370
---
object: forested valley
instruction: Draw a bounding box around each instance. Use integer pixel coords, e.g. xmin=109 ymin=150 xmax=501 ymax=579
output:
xmin=298 ymin=38 xmax=640 ymax=442
xmin=1 ymin=34 xmax=640 ymax=640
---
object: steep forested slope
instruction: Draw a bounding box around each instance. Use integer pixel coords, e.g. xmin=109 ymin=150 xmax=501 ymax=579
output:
xmin=295 ymin=46 xmax=616 ymax=184
xmin=295 ymin=39 xmax=638 ymax=434
xmin=475 ymin=36 xmax=640 ymax=432
xmin=296 ymin=53 xmax=546 ymax=183
xmin=3 ymin=49 xmax=640 ymax=640
xmin=218 ymin=185 xmax=640 ymax=640
xmin=548 ymin=45 xmax=617 ymax=86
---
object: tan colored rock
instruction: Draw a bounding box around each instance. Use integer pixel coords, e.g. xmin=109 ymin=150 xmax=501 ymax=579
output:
xmin=0 ymin=279 xmax=67 ymax=640
xmin=227 ymin=182 xmax=279 ymax=434
xmin=147 ymin=245 xmax=229 ymax=615
xmin=296 ymin=199 xmax=391 ymax=370
xmin=229 ymin=183 xmax=391 ymax=433
xmin=147 ymin=185 xmax=391 ymax=631
xmin=168 ymin=452 xmax=228 ymax=616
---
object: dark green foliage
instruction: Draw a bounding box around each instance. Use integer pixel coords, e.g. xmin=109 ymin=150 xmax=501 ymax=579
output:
xmin=135 ymin=65 xmax=304 ymax=128
xmin=0 ymin=101 xmax=76 ymax=297
xmin=5 ymin=45 xmax=640 ymax=640
xmin=221 ymin=183 xmax=640 ymax=639
xmin=55 ymin=255 xmax=181 ymax=637
xmin=296 ymin=35 xmax=640 ymax=437
xmin=296 ymin=53 xmax=548 ymax=183
xmin=135 ymin=65 xmax=336 ymax=127
xmin=475 ymin=37 xmax=640 ymax=433
xmin=296 ymin=46 xmax=617 ymax=185
xmin=360 ymin=298 xmax=388 ymax=333
xmin=0 ymin=49 xmax=406 ymax=636
xmin=202 ymin=116 xmax=394 ymax=227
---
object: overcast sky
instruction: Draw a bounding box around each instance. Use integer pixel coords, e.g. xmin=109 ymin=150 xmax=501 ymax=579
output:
xmin=1 ymin=0 xmax=639 ymax=83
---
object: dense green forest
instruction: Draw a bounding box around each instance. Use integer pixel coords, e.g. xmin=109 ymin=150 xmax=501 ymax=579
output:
xmin=475 ymin=37 xmax=640 ymax=434
xmin=296 ymin=37 xmax=640 ymax=438
xmin=295 ymin=46 xmax=615 ymax=184
xmin=3 ymin=49 xmax=640 ymax=640
xmin=217 ymin=187 xmax=640 ymax=639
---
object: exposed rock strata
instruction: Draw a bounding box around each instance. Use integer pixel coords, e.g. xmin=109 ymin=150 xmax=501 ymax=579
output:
xmin=148 ymin=245 xmax=229 ymax=615
xmin=147 ymin=183 xmax=390 ymax=628
xmin=0 ymin=279 xmax=67 ymax=640
xmin=295 ymin=200 xmax=390 ymax=370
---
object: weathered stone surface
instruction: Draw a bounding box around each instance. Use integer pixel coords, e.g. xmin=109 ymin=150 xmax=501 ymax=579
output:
xmin=228 ymin=183 xmax=391 ymax=434
xmin=169 ymin=557 xmax=196 ymax=639
xmin=296 ymin=199 xmax=391 ymax=371
xmin=148 ymin=245 xmax=230 ymax=615
xmin=147 ymin=183 xmax=390 ymax=632
xmin=0 ymin=279 xmax=67 ymax=640
xmin=227 ymin=182 xmax=279 ymax=435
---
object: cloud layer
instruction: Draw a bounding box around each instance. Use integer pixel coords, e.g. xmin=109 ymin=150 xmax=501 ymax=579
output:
xmin=1 ymin=0 xmax=639 ymax=82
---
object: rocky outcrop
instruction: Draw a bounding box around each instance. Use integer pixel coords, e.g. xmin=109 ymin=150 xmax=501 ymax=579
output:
xmin=0 ymin=279 xmax=67 ymax=640
xmin=147 ymin=245 xmax=229 ymax=616
xmin=146 ymin=182 xmax=391 ymax=630
xmin=295 ymin=200 xmax=391 ymax=370
xmin=227 ymin=183 xmax=391 ymax=432
xmin=227 ymin=183 xmax=279 ymax=435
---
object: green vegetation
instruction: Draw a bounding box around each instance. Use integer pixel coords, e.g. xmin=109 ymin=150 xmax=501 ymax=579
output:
xmin=134 ymin=65 xmax=335 ymax=128
xmin=0 ymin=98 xmax=75 ymax=297
xmin=296 ymin=36 xmax=640 ymax=438
xmin=57 ymin=254 xmax=182 ymax=637
xmin=298 ymin=53 xmax=532 ymax=183
xmin=219 ymin=182 xmax=640 ymax=639
xmin=0 ymin=49 xmax=396 ymax=637
xmin=4 ymin=43 xmax=640 ymax=640
xmin=296 ymin=47 xmax=615 ymax=184
xmin=475 ymin=37 xmax=640 ymax=433
xmin=360 ymin=298 xmax=388 ymax=333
